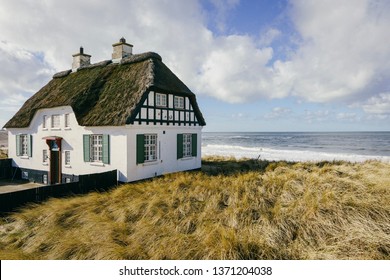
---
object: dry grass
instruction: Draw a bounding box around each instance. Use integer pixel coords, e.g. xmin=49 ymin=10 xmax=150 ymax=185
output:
xmin=0 ymin=157 xmax=389 ymax=260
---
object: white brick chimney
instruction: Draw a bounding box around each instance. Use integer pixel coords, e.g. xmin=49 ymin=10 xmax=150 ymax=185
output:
xmin=72 ymin=47 xmax=91 ymax=72
xmin=112 ymin=37 xmax=133 ymax=63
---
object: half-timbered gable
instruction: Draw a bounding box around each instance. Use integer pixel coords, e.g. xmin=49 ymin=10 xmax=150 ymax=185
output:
xmin=133 ymin=91 xmax=202 ymax=126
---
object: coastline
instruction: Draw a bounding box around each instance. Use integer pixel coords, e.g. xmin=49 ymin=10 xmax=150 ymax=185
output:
xmin=202 ymin=144 xmax=390 ymax=163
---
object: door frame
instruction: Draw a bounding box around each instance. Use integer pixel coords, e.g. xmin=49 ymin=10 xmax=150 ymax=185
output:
xmin=44 ymin=137 xmax=62 ymax=184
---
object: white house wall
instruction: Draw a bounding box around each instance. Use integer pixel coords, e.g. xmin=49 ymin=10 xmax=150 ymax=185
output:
xmin=127 ymin=124 xmax=202 ymax=182
xmin=8 ymin=103 xmax=203 ymax=183
xmin=7 ymin=106 xmax=128 ymax=182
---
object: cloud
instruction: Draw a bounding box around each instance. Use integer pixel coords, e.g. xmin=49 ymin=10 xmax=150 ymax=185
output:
xmin=207 ymin=0 xmax=240 ymax=33
xmin=362 ymin=92 xmax=390 ymax=114
xmin=264 ymin=107 xmax=292 ymax=119
xmin=285 ymin=0 xmax=390 ymax=103
xmin=336 ymin=112 xmax=358 ymax=122
xmin=303 ymin=110 xmax=330 ymax=123
xmin=0 ymin=0 xmax=389 ymax=128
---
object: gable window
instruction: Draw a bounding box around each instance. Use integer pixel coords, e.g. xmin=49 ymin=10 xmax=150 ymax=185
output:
xmin=64 ymin=151 xmax=71 ymax=166
xmin=177 ymin=133 xmax=197 ymax=159
xmin=83 ymin=134 xmax=110 ymax=164
xmin=65 ymin=114 xmax=70 ymax=128
xmin=136 ymin=134 xmax=157 ymax=164
xmin=174 ymin=96 xmax=184 ymax=109
xmin=16 ymin=134 xmax=32 ymax=157
xmin=156 ymin=93 xmax=167 ymax=107
xmin=43 ymin=115 xmax=47 ymax=129
xmin=51 ymin=114 xmax=60 ymax=128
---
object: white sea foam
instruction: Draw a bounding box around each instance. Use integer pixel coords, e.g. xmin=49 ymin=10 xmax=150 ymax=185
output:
xmin=202 ymin=144 xmax=390 ymax=163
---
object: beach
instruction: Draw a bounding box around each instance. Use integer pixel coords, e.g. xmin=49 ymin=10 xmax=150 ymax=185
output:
xmin=202 ymin=132 xmax=390 ymax=162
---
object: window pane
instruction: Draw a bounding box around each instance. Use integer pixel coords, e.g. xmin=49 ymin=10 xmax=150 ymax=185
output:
xmin=183 ymin=134 xmax=192 ymax=157
xmin=65 ymin=151 xmax=70 ymax=165
xmin=43 ymin=150 xmax=48 ymax=162
xmin=52 ymin=115 xmax=60 ymax=128
xmin=21 ymin=134 xmax=28 ymax=156
xmin=91 ymin=135 xmax=103 ymax=162
xmin=43 ymin=115 xmax=47 ymax=128
xmin=144 ymin=134 xmax=157 ymax=161
xmin=65 ymin=114 xmax=70 ymax=127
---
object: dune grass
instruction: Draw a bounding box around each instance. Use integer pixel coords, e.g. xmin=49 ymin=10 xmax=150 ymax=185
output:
xmin=0 ymin=157 xmax=389 ymax=260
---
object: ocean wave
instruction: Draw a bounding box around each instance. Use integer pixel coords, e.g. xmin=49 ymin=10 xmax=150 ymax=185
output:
xmin=202 ymin=144 xmax=390 ymax=163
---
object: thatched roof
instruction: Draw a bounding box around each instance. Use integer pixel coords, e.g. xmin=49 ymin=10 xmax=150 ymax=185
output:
xmin=5 ymin=52 xmax=206 ymax=128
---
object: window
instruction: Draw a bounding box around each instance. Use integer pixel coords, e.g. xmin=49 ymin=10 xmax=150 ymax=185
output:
xmin=144 ymin=134 xmax=157 ymax=162
xmin=43 ymin=115 xmax=47 ymax=129
xmin=16 ymin=134 xmax=32 ymax=157
xmin=64 ymin=151 xmax=70 ymax=165
xmin=65 ymin=114 xmax=70 ymax=128
xmin=43 ymin=174 xmax=48 ymax=184
xmin=20 ymin=134 xmax=28 ymax=156
xmin=51 ymin=114 xmax=60 ymax=128
xmin=156 ymin=93 xmax=167 ymax=107
xmin=83 ymin=134 xmax=110 ymax=164
xmin=91 ymin=135 xmax=103 ymax=162
xmin=43 ymin=149 xmax=48 ymax=163
xmin=183 ymin=134 xmax=192 ymax=157
xmin=136 ymin=134 xmax=157 ymax=164
xmin=22 ymin=171 xmax=28 ymax=180
xmin=177 ymin=133 xmax=197 ymax=159
xmin=174 ymin=96 xmax=184 ymax=109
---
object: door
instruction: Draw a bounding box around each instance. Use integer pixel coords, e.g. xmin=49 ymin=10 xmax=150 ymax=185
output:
xmin=50 ymin=150 xmax=61 ymax=184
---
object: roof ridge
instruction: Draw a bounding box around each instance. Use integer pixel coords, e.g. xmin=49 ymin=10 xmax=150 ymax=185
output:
xmin=120 ymin=52 xmax=162 ymax=65
xmin=52 ymin=52 xmax=162 ymax=79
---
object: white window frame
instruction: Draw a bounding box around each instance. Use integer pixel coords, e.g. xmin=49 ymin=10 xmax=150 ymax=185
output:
xmin=51 ymin=114 xmax=60 ymax=128
xmin=42 ymin=149 xmax=48 ymax=163
xmin=65 ymin=113 xmax=70 ymax=128
xmin=64 ymin=151 xmax=71 ymax=166
xmin=183 ymin=134 xmax=192 ymax=157
xmin=43 ymin=115 xmax=47 ymax=129
xmin=156 ymin=93 xmax=167 ymax=107
xmin=20 ymin=134 xmax=29 ymax=157
xmin=144 ymin=134 xmax=157 ymax=162
xmin=174 ymin=96 xmax=184 ymax=109
xmin=91 ymin=135 xmax=103 ymax=162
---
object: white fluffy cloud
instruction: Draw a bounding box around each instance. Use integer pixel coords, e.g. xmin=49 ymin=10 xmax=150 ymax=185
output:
xmin=362 ymin=92 xmax=390 ymax=114
xmin=285 ymin=0 xmax=390 ymax=105
xmin=0 ymin=0 xmax=389 ymax=127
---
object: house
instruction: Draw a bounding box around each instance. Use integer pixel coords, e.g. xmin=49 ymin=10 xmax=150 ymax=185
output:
xmin=4 ymin=38 xmax=206 ymax=184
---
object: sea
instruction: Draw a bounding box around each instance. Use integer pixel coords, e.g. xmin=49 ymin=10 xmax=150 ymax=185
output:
xmin=202 ymin=132 xmax=390 ymax=162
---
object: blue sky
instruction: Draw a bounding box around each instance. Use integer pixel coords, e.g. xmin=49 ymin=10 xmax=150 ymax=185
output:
xmin=0 ymin=0 xmax=389 ymax=131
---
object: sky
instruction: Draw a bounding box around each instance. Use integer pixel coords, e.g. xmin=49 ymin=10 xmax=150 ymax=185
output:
xmin=0 ymin=0 xmax=389 ymax=132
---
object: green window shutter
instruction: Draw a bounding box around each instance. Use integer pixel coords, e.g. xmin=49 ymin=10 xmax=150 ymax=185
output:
xmin=102 ymin=134 xmax=110 ymax=164
xmin=28 ymin=135 xmax=33 ymax=157
xmin=136 ymin=134 xmax=145 ymax=164
xmin=83 ymin=135 xmax=91 ymax=162
xmin=16 ymin=135 xmax=20 ymax=156
xmin=177 ymin=134 xmax=183 ymax=159
xmin=192 ymin=133 xmax=197 ymax=157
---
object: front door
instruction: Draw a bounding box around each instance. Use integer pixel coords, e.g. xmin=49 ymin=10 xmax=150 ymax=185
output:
xmin=50 ymin=150 xmax=61 ymax=184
